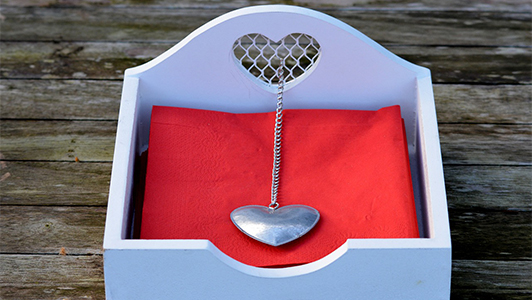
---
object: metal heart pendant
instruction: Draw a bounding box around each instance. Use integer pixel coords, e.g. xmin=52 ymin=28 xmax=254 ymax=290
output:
xmin=230 ymin=205 xmax=320 ymax=246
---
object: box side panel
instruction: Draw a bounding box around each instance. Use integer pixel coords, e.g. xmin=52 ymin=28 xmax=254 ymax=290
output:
xmin=104 ymin=247 xmax=451 ymax=300
xmin=104 ymin=77 xmax=141 ymax=247
xmin=416 ymin=76 xmax=451 ymax=243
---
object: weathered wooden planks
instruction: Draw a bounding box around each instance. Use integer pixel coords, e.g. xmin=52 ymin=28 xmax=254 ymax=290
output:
xmin=1 ymin=162 xmax=529 ymax=213
xmin=445 ymin=166 xmax=532 ymax=211
xmin=2 ymin=80 xmax=530 ymax=124
xmin=0 ymin=254 xmax=105 ymax=299
xmin=1 ymin=6 xmax=530 ymax=46
xmin=0 ymin=80 xmax=122 ymax=120
xmin=0 ymin=206 xmax=106 ymax=255
xmin=0 ymin=120 xmax=116 ymax=161
xmin=451 ymin=260 xmax=532 ymax=300
xmin=0 ymin=161 xmax=111 ymax=206
xmin=0 ymin=204 xmax=528 ymax=260
xmin=3 ymin=0 xmax=531 ymax=10
xmin=434 ymin=84 xmax=532 ymax=124
xmin=438 ymin=124 xmax=532 ymax=165
xmin=1 ymin=41 xmax=531 ymax=84
xmin=397 ymin=46 xmax=531 ymax=84
xmin=450 ymin=209 xmax=531 ymax=260
xmin=2 ymin=120 xmax=529 ymax=164
xmin=0 ymin=1 xmax=530 ymax=299
xmin=0 ymin=42 xmax=155 ymax=80
xmin=2 ymin=165 xmax=528 ymax=263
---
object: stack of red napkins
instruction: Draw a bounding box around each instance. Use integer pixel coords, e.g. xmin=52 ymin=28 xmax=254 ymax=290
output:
xmin=140 ymin=105 xmax=419 ymax=267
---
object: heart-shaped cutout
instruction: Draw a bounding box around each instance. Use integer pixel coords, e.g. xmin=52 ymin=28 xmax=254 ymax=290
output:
xmin=233 ymin=33 xmax=321 ymax=88
xmin=230 ymin=205 xmax=320 ymax=246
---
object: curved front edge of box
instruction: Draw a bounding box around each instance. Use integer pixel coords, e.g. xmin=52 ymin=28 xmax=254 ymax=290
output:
xmin=104 ymin=238 xmax=451 ymax=300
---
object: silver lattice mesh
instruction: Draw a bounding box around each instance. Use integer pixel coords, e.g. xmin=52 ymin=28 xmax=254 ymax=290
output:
xmin=233 ymin=33 xmax=321 ymax=85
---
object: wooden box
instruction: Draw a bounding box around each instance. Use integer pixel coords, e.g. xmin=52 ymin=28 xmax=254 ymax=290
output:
xmin=103 ymin=5 xmax=451 ymax=299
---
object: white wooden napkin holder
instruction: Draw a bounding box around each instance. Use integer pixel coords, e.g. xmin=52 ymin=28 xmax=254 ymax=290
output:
xmin=104 ymin=5 xmax=452 ymax=299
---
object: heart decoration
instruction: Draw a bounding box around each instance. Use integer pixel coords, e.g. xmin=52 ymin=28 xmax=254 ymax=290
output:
xmin=231 ymin=205 xmax=320 ymax=246
xmin=230 ymin=33 xmax=321 ymax=247
xmin=232 ymin=33 xmax=321 ymax=88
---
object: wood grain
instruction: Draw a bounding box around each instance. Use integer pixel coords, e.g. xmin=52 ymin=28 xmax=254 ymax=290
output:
xmin=0 ymin=0 xmax=530 ymax=298
xmin=2 ymin=121 xmax=529 ymax=164
xmin=450 ymin=209 xmax=531 ymax=260
xmin=2 ymin=81 xmax=530 ymax=124
xmin=434 ymin=84 xmax=532 ymax=124
xmin=1 ymin=41 xmax=530 ymax=84
xmin=0 ymin=161 xmax=111 ymax=206
xmin=0 ymin=120 xmax=116 ymax=161
xmin=2 ymin=0 xmax=531 ymax=10
xmin=0 ymin=254 xmax=105 ymax=300
xmin=0 ymin=204 xmax=528 ymax=260
xmin=1 ymin=6 xmax=530 ymax=46
xmin=1 ymin=162 xmax=529 ymax=214
xmin=445 ymin=166 xmax=532 ymax=211
xmin=396 ymin=46 xmax=531 ymax=84
xmin=439 ymin=124 xmax=532 ymax=165
xmin=0 ymin=206 xmax=105 ymax=255
xmin=0 ymin=80 xmax=122 ymax=120
xmin=451 ymin=260 xmax=532 ymax=300
xmin=0 ymin=42 xmax=155 ymax=80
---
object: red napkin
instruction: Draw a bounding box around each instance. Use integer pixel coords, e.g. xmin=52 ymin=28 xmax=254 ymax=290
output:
xmin=140 ymin=105 xmax=419 ymax=267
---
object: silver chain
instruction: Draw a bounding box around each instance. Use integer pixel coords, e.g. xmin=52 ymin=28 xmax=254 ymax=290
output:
xmin=269 ymin=61 xmax=285 ymax=210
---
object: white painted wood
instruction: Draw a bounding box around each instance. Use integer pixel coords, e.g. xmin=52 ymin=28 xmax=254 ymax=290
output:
xmin=104 ymin=76 xmax=139 ymax=243
xmin=104 ymin=244 xmax=451 ymax=299
xmin=104 ymin=4 xmax=451 ymax=299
